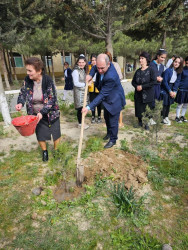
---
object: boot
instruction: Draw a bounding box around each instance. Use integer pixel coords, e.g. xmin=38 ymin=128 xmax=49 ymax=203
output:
xmin=42 ymin=150 xmax=48 ymax=162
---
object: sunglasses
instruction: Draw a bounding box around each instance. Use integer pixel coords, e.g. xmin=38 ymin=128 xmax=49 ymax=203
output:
xmin=185 ymin=62 xmax=188 ymax=65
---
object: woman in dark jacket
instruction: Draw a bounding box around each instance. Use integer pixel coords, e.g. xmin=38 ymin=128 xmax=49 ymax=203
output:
xmin=16 ymin=57 xmax=61 ymax=161
xmin=160 ymin=56 xmax=184 ymax=125
xmin=150 ymin=49 xmax=167 ymax=102
xmin=62 ymin=62 xmax=73 ymax=101
xmin=132 ymin=51 xmax=156 ymax=129
xmin=175 ymin=56 xmax=188 ymax=122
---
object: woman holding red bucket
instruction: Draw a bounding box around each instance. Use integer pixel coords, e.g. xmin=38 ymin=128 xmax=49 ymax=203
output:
xmin=15 ymin=57 xmax=61 ymax=161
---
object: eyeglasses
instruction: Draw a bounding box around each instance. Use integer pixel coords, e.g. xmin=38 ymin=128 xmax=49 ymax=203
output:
xmin=185 ymin=62 xmax=188 ymax=65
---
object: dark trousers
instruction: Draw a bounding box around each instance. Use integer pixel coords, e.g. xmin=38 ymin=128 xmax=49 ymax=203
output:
xmin=77 ymin=107 xmax=82 ymax=124
xmin=104 ymin=107 xmax=120 ymax=143
xmin=162 ymin=105 xmax=170 ymax=119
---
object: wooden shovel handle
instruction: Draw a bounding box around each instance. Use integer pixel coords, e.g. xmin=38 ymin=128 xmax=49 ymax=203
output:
xmin=77 ymin=82 xmax=89 ymax=162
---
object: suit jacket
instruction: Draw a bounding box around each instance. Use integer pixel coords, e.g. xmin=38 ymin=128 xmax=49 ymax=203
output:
xmin=88 ymin=63 xmax=126 ymax=115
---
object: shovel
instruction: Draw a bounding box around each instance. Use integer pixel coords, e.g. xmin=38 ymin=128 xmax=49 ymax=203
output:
xmin=76 ymin=82 xmax=89 ymax=187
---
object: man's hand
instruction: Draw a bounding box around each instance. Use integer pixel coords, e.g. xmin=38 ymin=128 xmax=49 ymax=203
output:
xmin=86 ymin=75 xmax=92 ymax=83
xmin=37 ymin=113 xmax=43 ymax=123
xmin=137 ymin=85 xmax=142 ymax=91
xmin=15 ymin=103 xmax=23 ymax=111
xmin=82 ymin=107 xmax=89 ymax=115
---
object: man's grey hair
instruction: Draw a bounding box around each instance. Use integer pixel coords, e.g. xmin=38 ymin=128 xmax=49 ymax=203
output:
xmin=97 ymin=54 xmax=110 ymax=65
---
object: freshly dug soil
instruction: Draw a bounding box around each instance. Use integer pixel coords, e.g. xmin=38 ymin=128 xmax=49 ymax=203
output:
xmin=54 ymin=148 xmax=148 ymax=202
xmin=83 ymin=148 xmax=148 ymax=189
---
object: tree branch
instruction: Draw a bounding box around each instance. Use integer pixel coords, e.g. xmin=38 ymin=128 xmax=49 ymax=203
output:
xmin=66 ymin=17 xmax=106 ymax=39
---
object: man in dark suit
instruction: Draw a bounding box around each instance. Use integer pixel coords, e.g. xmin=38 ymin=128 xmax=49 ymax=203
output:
xmin=82 ymin=54 xmax=126 ymax=148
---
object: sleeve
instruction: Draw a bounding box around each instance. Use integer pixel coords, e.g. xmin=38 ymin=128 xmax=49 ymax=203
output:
xmin=113 ymin=62 xmax=123 ymax=80
xmin=173 ymin=73 xmax=181 ymax=92
xmin=89 ymin=78 xmax=116 ymax=110
xmin=161 ymin=69 xmax=171 ymax=92
xmin=72 ymin=70 xmax=85 ymax=87
xmin=40 ymin=79 xmax=58 ymax=115
xmin=142 ymin=67 xmax=156 ymax=89
xmin=89 ymin=65 xmax=98 ymax=77
xmin=131 ymin=70 xmax=138 ymax=88
xmin=17 ymin=81 xmax=27 ymax=106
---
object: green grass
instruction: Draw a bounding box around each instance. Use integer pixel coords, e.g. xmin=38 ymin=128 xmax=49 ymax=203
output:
xmin=126 ymin=91 xmax=134 ymax=102
xmin=0 ymin=113 xmax=188 ymax=249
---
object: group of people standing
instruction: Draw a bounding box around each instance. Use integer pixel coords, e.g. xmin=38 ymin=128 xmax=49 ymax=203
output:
xmin=132 ymin=49 xmax=188 ymax=129
xmin=15 ymin=50 xmax=187 ymax=161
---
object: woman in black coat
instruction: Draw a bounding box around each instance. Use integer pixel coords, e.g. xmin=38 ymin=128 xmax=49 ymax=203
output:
xmin=132 ymin=51 xmax=156 ymax=129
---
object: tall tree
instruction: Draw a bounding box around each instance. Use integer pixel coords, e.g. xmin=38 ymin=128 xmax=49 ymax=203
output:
xmin=0 ymin=0 xmax=51 ymax=125
xmin=123 ymin=0 xmax=188 ymax=47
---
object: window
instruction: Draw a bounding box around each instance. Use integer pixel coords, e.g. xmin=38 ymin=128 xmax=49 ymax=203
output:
xmin=11 ymin=53 xmax=24 ymax=68
xmin=45 ymin=56 xmax=52 ymax=66
xmin=61 ymin=52 xmax=71 ymax=66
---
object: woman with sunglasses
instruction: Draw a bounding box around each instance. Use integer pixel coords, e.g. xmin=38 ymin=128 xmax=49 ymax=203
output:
xmin=175 ymin=56 xmax=188 ymax=123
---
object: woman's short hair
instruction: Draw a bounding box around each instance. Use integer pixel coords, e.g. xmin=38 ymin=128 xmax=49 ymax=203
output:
xmin=185 ymin=56 xmax=188 ymax=62
xmin=139 ymin=51 xmax=151 ymax=65
xmin=25 ymin=57 xmax=44 ymax=72
xmin=171 ymin=56 xmax=184 ymax=74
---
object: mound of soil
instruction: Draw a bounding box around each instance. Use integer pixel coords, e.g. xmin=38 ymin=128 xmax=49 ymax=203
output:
xmin=83 ymin=148 xmax=148 ymax=189
xmin=54 ymin=149 xmax=148 ymax=202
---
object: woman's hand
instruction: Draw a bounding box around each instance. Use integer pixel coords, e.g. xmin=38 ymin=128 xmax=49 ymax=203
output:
xmin=37 ymin=113 xmax=43 ymax=123
xmin=15 ymin=103 xmax=23 ymax=111
xmin=137 ymin=85 xmax=142 ymax=91
xmin=169 ymin=91 xmax=176 ymax=98
xmin=157 ymin=76 xmax=163 ymax=82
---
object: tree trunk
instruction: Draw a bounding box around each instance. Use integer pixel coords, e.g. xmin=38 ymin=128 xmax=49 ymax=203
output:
xmin=105 ymin=2 xmax=113 ymax=57
xmin=105 ymin=29 xmax=113 ymax=57
xmin=133 ymin=59 xmax=137 ymax=71
xmin=62 ymin=50 xmax=65 ymax=74
xmin=51 ymin=55 xmax=55 ymax=83
xmin=10 ymin=49 xmax=18 ymax=81
xmin=41 ymin=55 xmax=47 ymax=74
xmin=47 ymin=55 xmax=51 ymax=76
xmin=0 ymin=69 xmax=11 ymax=126
xmin=162 ymin=31 xmax=166 ymax=49
xmin=3 ymin=49 xmax=13 ymax=85
xmin=0 ymin=45 xmax=10 ymax=90
xmin=123 ymin=56 xmax=126 ymax=79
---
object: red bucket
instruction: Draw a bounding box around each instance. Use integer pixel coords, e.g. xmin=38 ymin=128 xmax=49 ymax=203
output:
xmin=12 ymin=115 xmax=38 ymax=136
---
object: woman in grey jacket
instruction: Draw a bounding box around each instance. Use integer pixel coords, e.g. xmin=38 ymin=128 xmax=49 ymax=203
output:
xmin=72 ymin=54 xmax=89 ymax=129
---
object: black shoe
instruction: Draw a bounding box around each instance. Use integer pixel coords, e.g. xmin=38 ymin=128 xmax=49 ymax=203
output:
xmin=103 ymin=134 xmax=110 ymax=140
xmin=42 ymin=150 xmax=48 ymax=161
xmin=144 ymin=125 xmax=149 ymax=130
xmin=91 ymin=116 xmax=95 ymax=123
xmin=104 ymin=141 xmax=116 ymax=149
xmin=180 ymin=116 xmax=187 ymax=122
xmin=133 ymin=122 xmax=142 ymax=128
xmin=175 ymin=117 xmax=182 ymax=123
xmin=97 ymin=117 xmax=102 ymax=123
